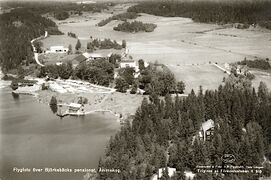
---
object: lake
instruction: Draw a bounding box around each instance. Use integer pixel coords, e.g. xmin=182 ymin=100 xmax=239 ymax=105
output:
xmin=0 ymin=85 xmax=120 ymax=180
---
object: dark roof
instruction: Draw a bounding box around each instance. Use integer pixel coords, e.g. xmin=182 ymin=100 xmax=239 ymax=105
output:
xmin=73 ymin=54 xmax=87 ymax=63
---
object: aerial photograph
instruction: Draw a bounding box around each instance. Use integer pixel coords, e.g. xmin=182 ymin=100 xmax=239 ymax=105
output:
xmin=0 ymin=0 xmax=271 ymax=179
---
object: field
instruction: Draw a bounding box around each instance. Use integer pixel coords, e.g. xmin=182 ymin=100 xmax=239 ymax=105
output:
xmin=168 ymin=64 xmax=227 ymax=93
xmin=41 ymin=3 xmax=271 ymax=92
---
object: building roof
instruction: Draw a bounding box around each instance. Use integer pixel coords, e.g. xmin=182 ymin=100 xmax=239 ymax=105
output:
xmin=73 ymin=54 xmax=87 ymax=63
xmin=120 ymin=60 xmax=136 ymax=63
xmin=201 ymin=119 xmax=215 ymax=132
xmin=83 ymin=52 xmax=112 ymax=59
xmin=68 ymin=103 xmax=82 ymax=108
xmin=50 ymin=46 xmax=65 ymax=49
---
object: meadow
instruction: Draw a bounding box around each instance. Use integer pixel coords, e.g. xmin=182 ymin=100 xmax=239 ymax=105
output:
xmin=41 ymin=3 xmax=271 ymax=92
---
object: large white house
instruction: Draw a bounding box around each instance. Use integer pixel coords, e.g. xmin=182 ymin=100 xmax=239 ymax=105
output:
xmin=119 ymin=60 xmax=149 ymax=72
xmin=46 ymin=46 xmax=69 ymax=54
xmin=120 ymin=60 xmax=139 ymax=72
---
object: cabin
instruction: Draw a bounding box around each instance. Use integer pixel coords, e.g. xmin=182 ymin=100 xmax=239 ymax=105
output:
xmin=46 ymin=46 xmax=69 ymax=54
xmin=68 ymin=103 xmax=84 ymax=115
xmin=199 ymin=119 xmax=215 ymax=141
xmin=150 ymin=167 xmax=176 ymax=180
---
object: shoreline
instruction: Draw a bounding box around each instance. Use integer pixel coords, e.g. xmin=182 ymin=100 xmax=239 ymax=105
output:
xmin=4 ymin=75 xmax=144 ymax=122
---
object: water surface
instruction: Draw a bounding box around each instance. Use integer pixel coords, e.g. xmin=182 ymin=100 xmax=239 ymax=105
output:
xmin=0 ymin=86 xmax=120 ymax=180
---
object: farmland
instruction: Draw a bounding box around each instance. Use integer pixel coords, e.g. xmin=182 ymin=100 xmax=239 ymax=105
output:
xmin=42 ymin=3 xmax=271 ymax=92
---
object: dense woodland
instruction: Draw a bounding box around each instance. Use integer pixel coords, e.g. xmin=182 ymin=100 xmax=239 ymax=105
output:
xmin=98 ymin=12 xmax=139 ymax=27
xmin=113 ymin=21 xmax=157 ymax=33
xmin=238 ymin=59 xmax=271 ymax=70
xmin=98 ymin=75 xmax=271 ymax=179
xmin=128 ymin=1 xmax=271 ymax=30
xmin=0 ymin=8 xmax=62 ymax=72
xmin=1 ymin=1 xmax=111 ymax=15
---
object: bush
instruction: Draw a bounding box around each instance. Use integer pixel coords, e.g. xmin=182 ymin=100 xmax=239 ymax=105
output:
xmin=50 ymin=96 xmax=57 ymax=106
xmin=67 ymin=32 xmax=77 ymax=38
xmin=10 ymin=80 xmax=19 ymax=90
xmin=54 ymin=11 xmax=69 ymax=20
xmin=115 ymin=77 xmax=129 ymax=93
xmin=41 ymin=83 xmax=48 ymax=90
xmin=130 ymin=84 xmax=137 ymax=94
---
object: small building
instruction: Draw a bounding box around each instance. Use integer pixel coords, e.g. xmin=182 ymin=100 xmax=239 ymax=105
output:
xmin=68 ymin=103 xmax=84 ymax=114
xmin=184 ymin=171 xmax=196 ymax=180
xmin=150 ymin=167 xmax=176 ymax=180
xmin=46 ymin=46 xmax=68 ymax=54
xmin=56 ymin=62 xmax=63 ymax=66
xmin=199 ymin=119 xmax=215 ymax=141
xmin=71 ymin=54 xmax=88 ymax=67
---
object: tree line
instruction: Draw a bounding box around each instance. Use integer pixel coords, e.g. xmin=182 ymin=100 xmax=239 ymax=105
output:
xmin=97 ymin=12 xmax=139 ymax=27
xmin=38 ymin=59 xmax=114 ymax=87
xmin=98 ymin=75 xmax=271 ymax=179
xmin=86 ymin=38 xmax=124 ymax=51
xmin=237 ymin=58 xmax=271 ymax=70
xmin=1 ymin=1 xmax=112 ymax=16
xmin=128 ymin=1 xmax=271 ymax=30
xmin=115 ymin=61 xmax=185 ymax=96
xmin=113 ymin=21 xmax=157 ymax=33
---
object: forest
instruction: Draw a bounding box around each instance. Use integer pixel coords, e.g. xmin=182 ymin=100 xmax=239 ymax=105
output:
xmin=1 ymin=1 xmax=111 ymax=15
xmin=237 ymin=59 xmax=271 ymax=70
xmin=128 ymin=1 xmax=271 ymax=30
xmin=113 ymin=21 xmax=157 ymax=33
xmin=97 ymin=12 xmax=139 ymax=27
xmin=98 ymin=75 xmax=271 ymax=179
xmin=0 ymin=8 xmax=62 ymax=72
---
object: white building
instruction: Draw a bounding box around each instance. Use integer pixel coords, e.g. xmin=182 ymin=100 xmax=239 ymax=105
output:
xmin=150 ymin=167 xmax=176 ymax=180
xmin=199 ymin=119 xmax=215 ymax=141
xmin=46 ymin=46 xmax=69 ymax=54
xmin=184 ymin=171 xmax=196 ymax=180
xmin=120 ymin=60 xmax=139 ymax=72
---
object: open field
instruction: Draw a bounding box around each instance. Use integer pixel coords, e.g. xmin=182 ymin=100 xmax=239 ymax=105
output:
xmin=250 ymin=70 xmax=271 ymax=91
xmin=168 ymin=64 xmax=227 ymax=93
xmin=42 ymin=3 xmax=271 ymax=91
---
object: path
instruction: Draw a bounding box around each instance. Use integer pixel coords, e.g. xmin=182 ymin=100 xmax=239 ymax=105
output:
xmin=212 ymin=63 xmax=231 ymax=75
xmin=31 ymin=31 xmax=48 ymax=67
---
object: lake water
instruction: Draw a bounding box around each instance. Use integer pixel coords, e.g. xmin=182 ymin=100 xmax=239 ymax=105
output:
xmin=0 ymin=85 xmax=120 ymax=180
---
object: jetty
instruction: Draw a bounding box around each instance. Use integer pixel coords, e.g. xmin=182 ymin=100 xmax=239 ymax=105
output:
xmin=56 ymin=103 xmax=85 ymax=117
